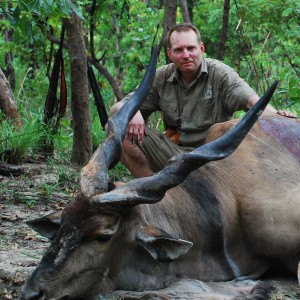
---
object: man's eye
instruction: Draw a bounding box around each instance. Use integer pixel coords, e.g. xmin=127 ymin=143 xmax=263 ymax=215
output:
xmin=96 ymin=234 xmax=112 ymax=243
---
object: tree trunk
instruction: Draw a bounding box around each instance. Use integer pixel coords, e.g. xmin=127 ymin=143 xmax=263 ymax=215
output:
xmin=187 ymin=0 xmax=196 ymax=23
xmin=1 ymin=4 xmax=16 ymax=90
xmin=180 ymin=0 xmax=191 ymax=23
xmin=0 ymin=68 xmax=22 ymax=128
xmin=217 ymin=0 xmax=230 ymax=60
xmin=63 ymin=6 xmax=92 ymax=165
xmin=162 ymin=0 xmax=177 ymax=64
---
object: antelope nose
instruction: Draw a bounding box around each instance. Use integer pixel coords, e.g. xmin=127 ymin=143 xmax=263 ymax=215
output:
xmin=21 ymin=285 xmax=44 ymax=300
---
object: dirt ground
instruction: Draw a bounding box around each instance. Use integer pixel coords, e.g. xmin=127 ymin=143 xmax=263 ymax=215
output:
xmin=0 ymin=161 xmax=77 ymax=300
xmin=0 ymin=162 xmax=300 ymax=300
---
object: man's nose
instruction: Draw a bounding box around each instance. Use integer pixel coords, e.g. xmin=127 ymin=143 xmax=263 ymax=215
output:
xmin=182 ymin=49 xmax=189 ymax=58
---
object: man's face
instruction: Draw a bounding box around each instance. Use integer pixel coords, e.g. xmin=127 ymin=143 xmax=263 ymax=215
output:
xmin=167 ymin=30 xmax=205 ymax=76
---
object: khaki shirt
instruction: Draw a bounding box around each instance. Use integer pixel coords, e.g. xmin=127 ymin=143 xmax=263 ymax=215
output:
xmin=122 ymin=57 xmax=256 ymax=147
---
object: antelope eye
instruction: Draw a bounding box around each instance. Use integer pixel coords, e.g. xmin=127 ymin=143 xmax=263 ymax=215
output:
xmin=96 ymin=233 xmax=112 ymax=243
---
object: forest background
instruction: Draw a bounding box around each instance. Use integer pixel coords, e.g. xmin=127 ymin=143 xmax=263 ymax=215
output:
xmin=0 ymin=0 xmax=299 ymax=171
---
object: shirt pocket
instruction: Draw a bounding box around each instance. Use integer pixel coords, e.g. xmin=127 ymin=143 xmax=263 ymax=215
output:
xmin=160 ymin=101 xmax=180 ymax=127
xmin=194 ymin=100 xmax=216 ymax=129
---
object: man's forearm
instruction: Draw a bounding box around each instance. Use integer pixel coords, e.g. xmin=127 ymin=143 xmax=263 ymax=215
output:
xmin=247 ymin=94 xmax=297 ymax=118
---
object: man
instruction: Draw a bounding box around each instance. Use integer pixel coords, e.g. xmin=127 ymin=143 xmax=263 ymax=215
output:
xmin=110 ymin=23 xmax=296 ymax=178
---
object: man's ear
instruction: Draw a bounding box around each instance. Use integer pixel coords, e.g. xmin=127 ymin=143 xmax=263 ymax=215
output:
xmin=26 ymin=211 xmax=62 ymax=240
xmin=136 ymin=225 xmax=193 ymax=262
xmin=200 ymin=41 xmax=205 ymax=53
xmin=167 ymin=48 xmax=172 ymax=61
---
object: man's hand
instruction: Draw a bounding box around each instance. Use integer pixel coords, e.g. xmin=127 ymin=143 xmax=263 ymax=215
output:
xmin=277 ymin=110 xmax=297 ymax=118
xmin=110 ymin=102 xmax=146 ymax=144
xmin=127 ymin=110 xmax=145 ymax=145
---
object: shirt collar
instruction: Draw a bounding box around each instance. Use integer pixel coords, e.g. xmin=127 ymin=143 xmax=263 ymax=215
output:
xmin=167 ymin=57 xmax=208 ymax=83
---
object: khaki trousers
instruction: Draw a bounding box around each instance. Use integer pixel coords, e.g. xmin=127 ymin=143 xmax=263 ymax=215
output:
xmin=139 ymin=127 xmax=195 ymax=173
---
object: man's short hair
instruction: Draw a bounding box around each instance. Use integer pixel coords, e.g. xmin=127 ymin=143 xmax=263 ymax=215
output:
xmin=166 ymin=23 xmax=202 ymax=48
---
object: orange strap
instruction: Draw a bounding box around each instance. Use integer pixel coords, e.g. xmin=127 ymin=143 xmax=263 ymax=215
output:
xmin=165 ymin=128 xmax=181 ymax=144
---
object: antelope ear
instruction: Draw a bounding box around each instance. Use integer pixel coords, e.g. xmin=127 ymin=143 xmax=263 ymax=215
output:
xmin=136 ymin=225 xmax=193 ymax=262
xmin=25 ymin=211 xmax=62 ymax=240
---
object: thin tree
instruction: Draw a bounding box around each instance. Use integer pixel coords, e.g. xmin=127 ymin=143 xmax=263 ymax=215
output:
xmin=63 ymin=2 xmax=92 ymax=165
xmin=217 ymin=0 xmax=230 ymax=60
xmin=1 ymin=4 xmax=15 ymax=90
xmin=162 ymin=0 xmax=177 ymax=64
xmin=180 ymin=0 xmax=191 ymax=23
xmin=187 ymin=0 xmax=196 ymax=23
xmin=0 ymin=68 xmax=22 ymax=128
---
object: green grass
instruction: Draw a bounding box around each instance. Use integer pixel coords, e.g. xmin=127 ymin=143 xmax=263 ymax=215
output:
xmin=0 ymin=109 xmax=132 ymax=209
xmin=0 ymin=116 xmax=44 ymax=163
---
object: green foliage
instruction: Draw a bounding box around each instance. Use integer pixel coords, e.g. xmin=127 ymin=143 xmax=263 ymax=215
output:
xmin=4 ymin=0 xmax=83 ymax=23
xmin=52 ymin=118 xmax=73 ymax=158
xmin=0 ymin=117 xmax=43 ymax=163
xmin=90 ymin=103 xmax=107 ymax=147
xmin=108 ymin=161 xmax=133 ymax=182
xmin=0 ymin=109 xmax=73 ymax=164
xmin=88 ymin=0 xmax=299 ymax=114
xmin=0 ymin=0 xmax=299 ymax=171
xmin=192 ymin=0 xmax=300 ymax=114
xmin=88 ymin=0 xmax=164 ymax=99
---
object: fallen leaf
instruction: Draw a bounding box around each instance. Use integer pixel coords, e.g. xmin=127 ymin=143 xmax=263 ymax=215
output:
xmin=54 ymin=202 xmax=65 ymax=210
xmin=23 ymin=231 xmax=37 ymax=241
xmin=2 ymin=288 xmax=13 ymax=300
xmin=12 ymin=243 xmax=19 ymax=250
xmin=2 ymin=287 xmax=18 ymax=299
